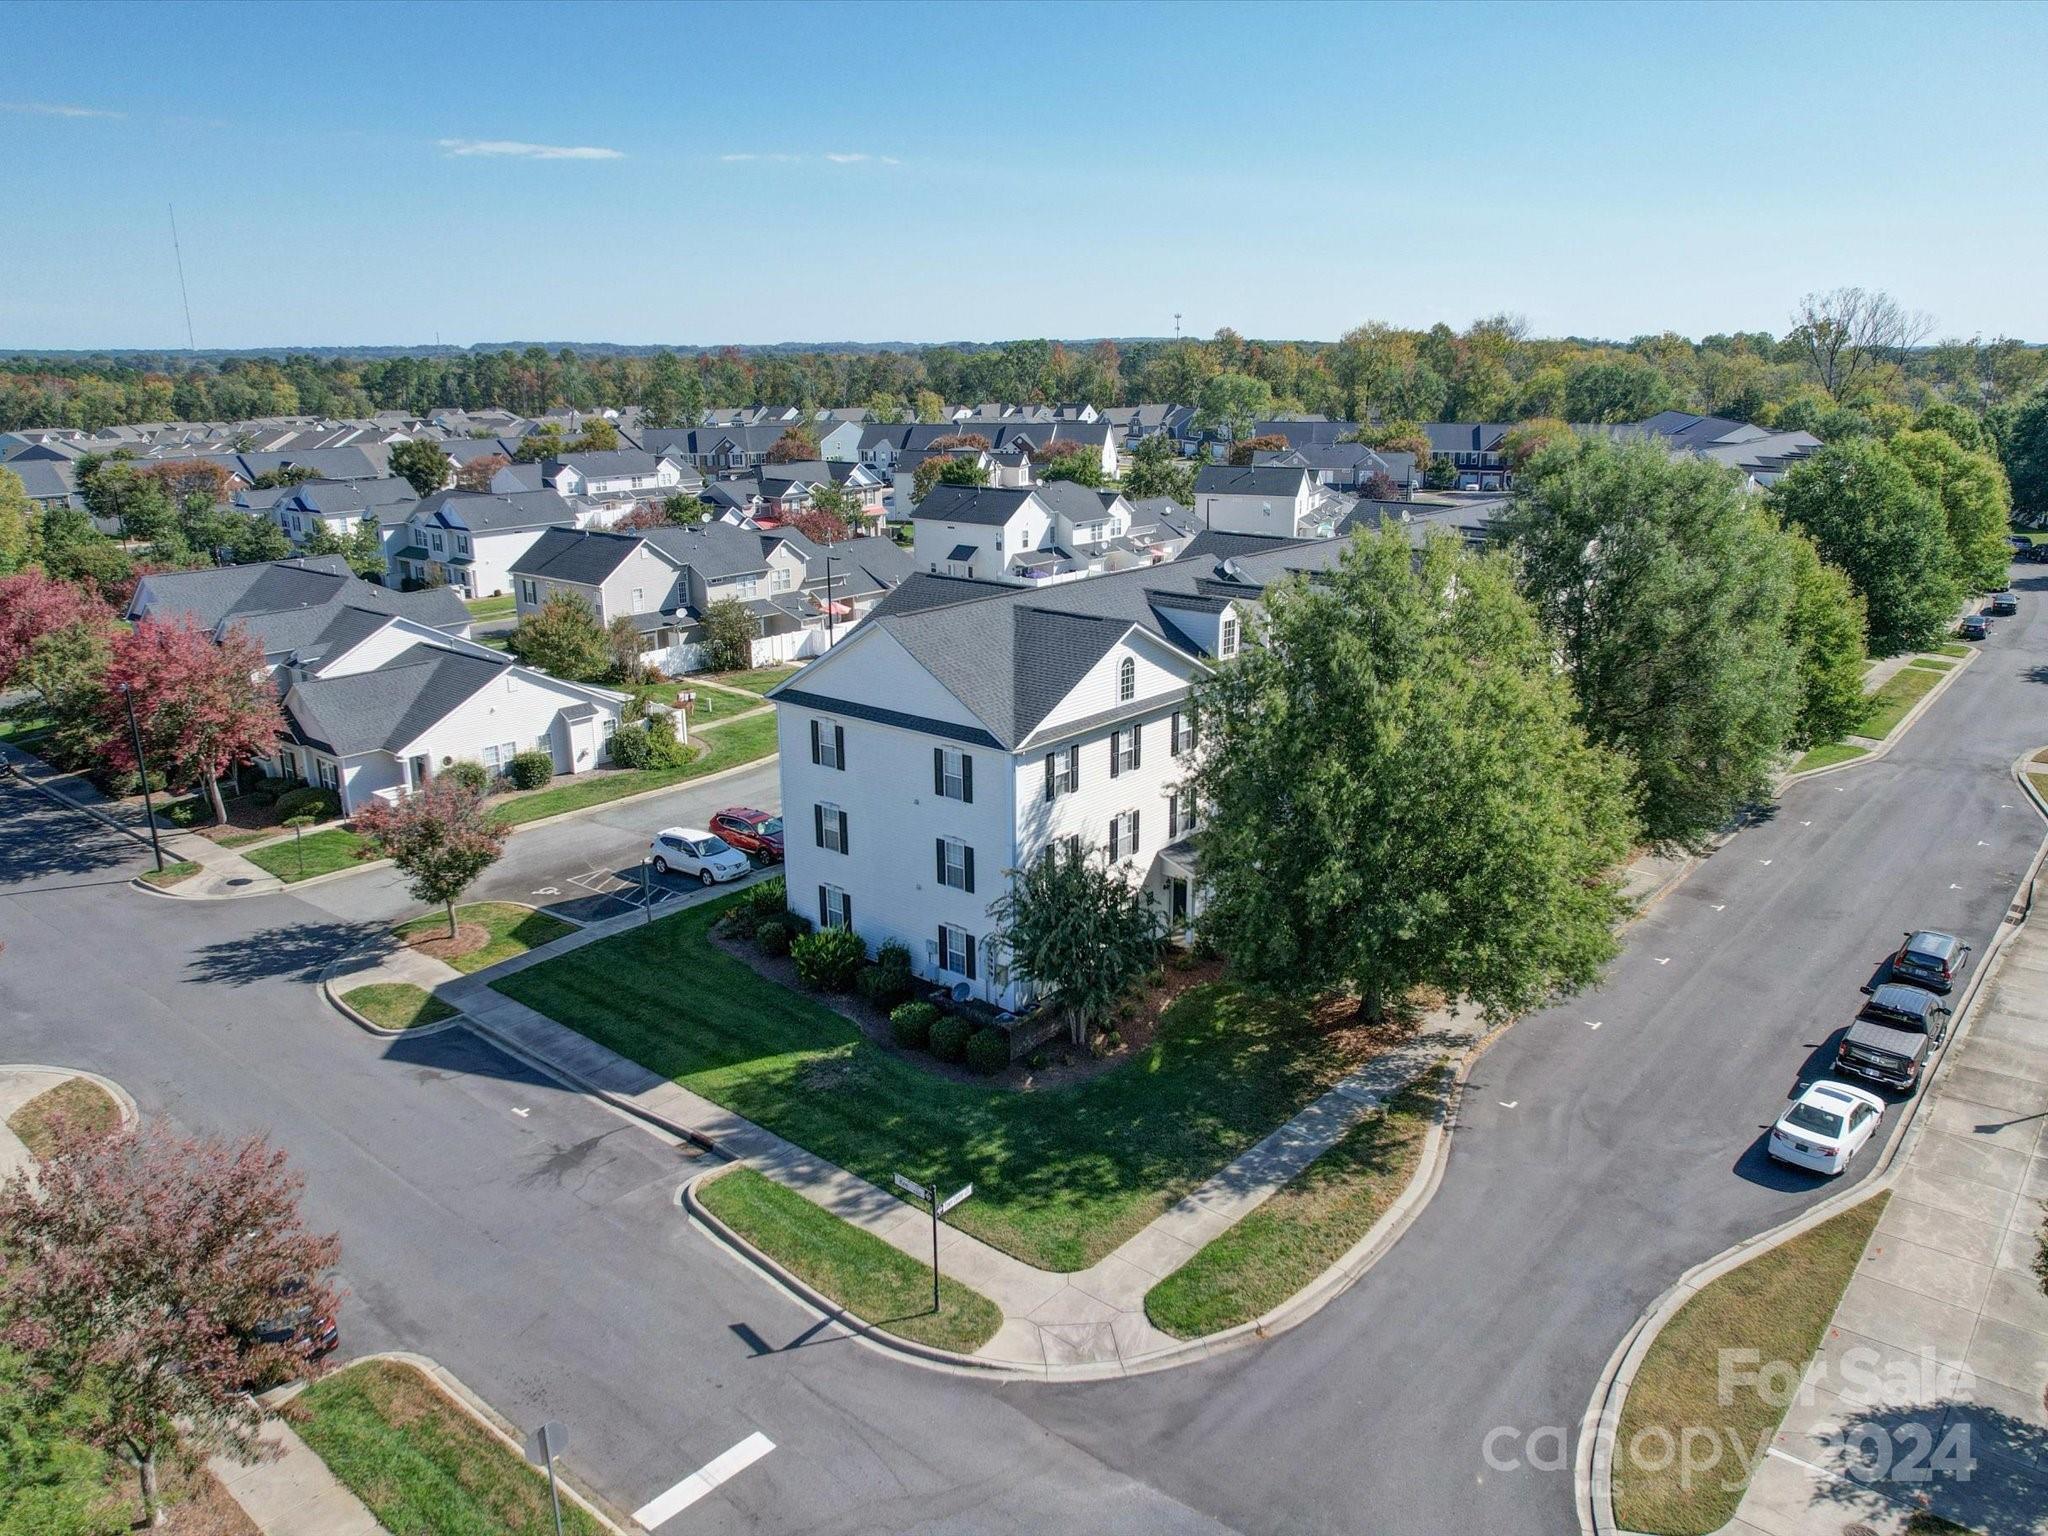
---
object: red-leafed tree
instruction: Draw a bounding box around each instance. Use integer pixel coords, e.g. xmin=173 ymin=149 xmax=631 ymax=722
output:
xmin=453 ymin=452 xmax=510 ymax=493
xmin=353 ymin=775 xmax=508 ymax=937
xmin=0 ymin=1121 xmax=343 ymax=1526
xmin=765 ymin=426 xmax=819 ymax=464
xmin=1225 ymin=433 xmax=1291 ymax=467
xmin=926 ymin=432 xmax=992 ymax=454
xmin=138 ymin=458 xmax=236 ymax=507
xmin=0 ymin=570 xmax=107 ymax=688
xmin=787 ymin=507 xmax=852 ymax=544
xmin=100 ymin=617 xmax=284 ymax=824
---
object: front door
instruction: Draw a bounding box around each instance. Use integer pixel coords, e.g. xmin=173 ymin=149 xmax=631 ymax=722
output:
xmin=409 ymin=755 xmax=430 ymax=791
xmin=1169 ymin=878 xmax=1190 ymax=927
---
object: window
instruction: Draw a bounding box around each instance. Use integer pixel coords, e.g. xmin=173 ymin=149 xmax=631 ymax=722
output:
xmin=318 ymin=759 xmax=339 ymax=790
xmin=456 ymin=534 xmax=470 ymax=555
xmin=1118 ymin=657 xmax=1136 ymax=702
xmin=519 ymin=577 xmax=538 ymax=606
xmin=480 ymin=741 xmax=516 ymax=774
xmin=734 ymin=575 xmax=759 ymax=598
xmin=1170 ymin=710 xmax=1193 ymax=756
xmin=430 ymin=530 xmax=445 ymax=553
xmin=1043 ymin=744 xmax=1079 ymax=801
xmin=936 ymin=837 xmax=975 ymax=892
xmin=934 ymin=747 xmax=973 ymax=802
xmin=1110 ymin=724 xmax=1142 ymax=776
xmin=814 ymin=804 xmax=848 ymax=854
xmin=632 ymin=587 xmax=644 ymax=608
xmin=1107 ymin=809 xmax=1141 ymax=862
xmin=818 ymin=884 xmax=852 ymax=931
xmin=1219 ymin=614 xmax=1240 ymax=658
xmin=810 ymin=719 xmax=845 ymax=770
xmin=771 ymin=566 xmax=793 ymax=592
xmin=1168 ymin=790 xmax=1197 ymax=839
xmin=937 ymin=924 xmax=978 ymax=979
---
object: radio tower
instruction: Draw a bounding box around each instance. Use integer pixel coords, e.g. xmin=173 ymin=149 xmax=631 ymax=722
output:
xmin=168 ymin=204 xmax=196 ymax=349
xmin=1173 ymin=312 xmax=1182 ymax=342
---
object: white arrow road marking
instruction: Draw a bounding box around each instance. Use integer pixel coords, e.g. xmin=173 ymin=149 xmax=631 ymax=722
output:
xmin=1951 ymin=883 xmax=1964 ymax=891
xmin=634 ymin=1433 xmax=775 ymax=1530
xmin=1711 ymin=904 xmax=1727 ymax=912
xmin=511 ymin=1107 xmax=531 ymax=1118
xmin=1498 ymin=1101 xmax=1518 ymax=1109
xmin=1586 ymin=1020 xmax=1603 ymax=1030
xmin=1759 ymin=859 xmax=1773 ymax=866
xmin=1800 ymin=820 xmax=1812 ymax=827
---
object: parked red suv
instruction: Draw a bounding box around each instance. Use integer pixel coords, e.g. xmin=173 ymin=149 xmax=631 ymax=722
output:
xmin=712 ymin=807 xmax=783 ymax=864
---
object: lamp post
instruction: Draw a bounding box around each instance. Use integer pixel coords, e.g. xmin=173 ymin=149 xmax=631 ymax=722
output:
xmin=640 ymin=854 xmax=654 ymax=925
xmin=118 ymin=682 xmax=165 ymax=874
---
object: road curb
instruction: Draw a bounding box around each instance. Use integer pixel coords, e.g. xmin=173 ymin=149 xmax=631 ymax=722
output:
xmin=0 ymin=1062 xmax=141 ymax=1132
xmin=325 ymin=1352 xmax=632 ymax=1535
xmin=1777 ymin=645 xmax=1978 ymax=788
xmin=1575 ymin=744 xmax=2048 ymax=1536
xmin=317 ymin=959 xmax=469 ymax=1040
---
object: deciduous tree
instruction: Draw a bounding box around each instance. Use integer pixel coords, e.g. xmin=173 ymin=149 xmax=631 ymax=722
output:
xmin=354 ymin=775 xmax=508 ymax=937
xmin=1122 ymin=433 xmax=1194 ymax=505
xmin=99 ymin=618 xmax=283 ymax=823
xmin=765 ymin=426 xmax=819 ymax=464
xmin=1224 ymin=433 xmax=1290 ymax=467
xmin=987 ymin=845 xmax=1160 ymax=1044
xmin=1998 ymin=388 xmax=2048 ymax=524
xmin=453 ymin=452 xmax=509 ymax=493
xmin=1032 ymin=442 xmax=1105 ymax=486
xmin=0 ymin=467 xmax=34 ymax=574
xmin=701 ymin=596 xmax=757 ymax=672
xmin=389 ymin=439 xmax=452 ymax=496
xmin=1790 ymin=287 xmax=1932 ymax=401
xmin=506 ymin=593 xmax=610 ymax=682
xmin=1194 ymin=372 xmax=1274 ymax=442
xmin=1499 ymin=436 xmax=1802 ymax=847
xmin=1889 ymin=427 xmax=2014 ymax=592
xmin=1783 ymin=531 xmax=1869 ymax=750
xmin=1770 ymin=438 xmax=1962 ymax=654
xmin=1190 ymin=530 xmax=1638 ymax=1022
xmin=0 ymin=1122 xmax=342 ymax=1526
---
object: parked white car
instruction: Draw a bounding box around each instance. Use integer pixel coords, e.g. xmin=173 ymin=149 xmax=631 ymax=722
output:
xmin=648 ymin=827 xmax=751 ymax=887
xmin=1768 ymin=1080 xmax=1885 ymax=1175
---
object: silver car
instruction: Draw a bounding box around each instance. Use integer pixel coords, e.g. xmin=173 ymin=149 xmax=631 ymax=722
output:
xmin=648 ymin=827 xmax=751 ymax=886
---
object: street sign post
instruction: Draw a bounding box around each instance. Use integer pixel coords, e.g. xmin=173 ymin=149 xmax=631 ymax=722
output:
xmin=525 ymin=1420 xmax=569 ymax=1536
xmin=893 ymin=1173 xmax=973 ymax=1314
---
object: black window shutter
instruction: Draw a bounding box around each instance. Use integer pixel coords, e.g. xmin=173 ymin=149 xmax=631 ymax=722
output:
xmin=961 ymin=754 xmax=973 ymax=804
xmin=1109 ymin=817 xmax=1120 ymax=861
xmin=818 ymin=885 xmax=828 ymax=927
xmin=936 ymin=839 xmax=946 ymax=883
xmin=1168 ymin=791 xmax=1178 ymax=835
xmin=965 ymin=933 xmax=977 ymax=980
xmin=840 ymin=812 xmax=848 ymax=855
xmin=1131 ymin=722 xmax=1142 ymax=770
xmin=814 ymin=804 xmax=824 ymax=847
xmin=834 ymin=724 xmax=845 ymax=768
xmin=1172 ymin=710 xmax=1183 ymax=753
xmin=843 ymin=893 xmax=850 ymax=931
xmin=1131 ymin=808 xmax=1140 ymax=852
xmin=1044 ymin=752 xmax=1055 ymax=803
xmin=809 ymin=719 xmax=821 ymax=764
xmin=1069 ymin=744 xmax=1079 ymax=787
xmin=938 ymin=924 xmax=948 ymax=970
xmin=964 ymin=845 xmax=975 ymax=893
xmin=933 ymin=747 xmax=944 ymax=796
xmin=1110 ymin=730 xmax=1121 ymax=779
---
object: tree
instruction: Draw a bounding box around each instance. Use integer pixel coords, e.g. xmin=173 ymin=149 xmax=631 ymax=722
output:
xmin=1360 ymin=468 xmax=1401 ymax=501
xmin=1423 ymin=455 xmax=1458 ymax=490
xmin=913 ymin=389 xmax=947 ymax=424
xmin=222 ymin=513 xmax=291 ymax=565
xmin=1032 ymin=442 xmax=1105 ymax=486
xmin=1770 ymin=439 xmax=1962 ymax=655
xmin=1790 ymin=287 xmax=1932 ymax=401
xmin=701 ymin=596 xmax=756 ymax=672
xmin=788 ymin=506 xmax=852 ymax=544
xmin=569 ymin=418 xmax=619 ymax=452
xmin=389 ymin=439 xmax=452 ymax=496
xmin=353 ymin=776 xmax=507 ymax=938
xmin=912 ymin=453 xmax=988 ymax=504
xmin=0 ymin=467 xmax=34 ymax=574
xmin=99 ymin=618 xmax=283 ymax=824
xmin=2001 ymin=389 xmax=2048 ymax=524
xmin=617 ymin=496 xmax=699 ymax=530
xmin=1194 ymin=372 xmax=1274 ymax=442
xmin=343 ymin=518 xmax=387 ymax=579
xmin=506 ymin=593 xmax=610 ymax=681
xmin=1913 ymin=401 xmax=1988 ymax=454
xmin=137 ymin=459 xmax=234 ymax=508
xmin=987 ymin=844 xmax=1160 ymax=1045
xmin=1189 ymin=530 xmax=1637 ymax=1022
xmin=247 ymin=464 xmax=319 ymax=490
xmin=1498 ymin=417 xmax=1574 ymax=470
xmin=1562 ymin=358 xmax=1675 ymax=423
xmin=765 ymin=426 xmax=819 ymax=464
xmin=1122 ymin=433 xmax=1195 ymax=505
xmin=0 ymin=570 xmax=103 ymax=690
xmin=1783 ymin=532 xmax=1869 ymax=750
xmin=1354 ymin=422 xmax=1433 ymax=464
xmin=605 ymin=613 xmax=647 ymax=683
xmin=1889 ymin=427 xmax=2014 ymax=592
xmin=0 ymin=1122 xmax=341 ymax=1526
xmin=79 ymin=460 xmax=177 ymax=544
xmin=1499 ymin=437 xmax=1802 ymax=846
xmin=1225 ymin=433 xmax=1290 ymax=467
xmin=453 ymin=452 xmax=509 ymax=493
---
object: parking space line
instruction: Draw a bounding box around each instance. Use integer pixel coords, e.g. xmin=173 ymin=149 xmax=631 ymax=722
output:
xmin=633 ymin=1432 xmax=775 ymax=1530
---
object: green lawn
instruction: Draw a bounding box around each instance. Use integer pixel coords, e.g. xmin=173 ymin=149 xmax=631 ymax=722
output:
xmin=1908 ymin=656 xmax=1956 ymax=672
xmin=1935 ymin=641 xmax=1972 ymax=657
xmin=1791 ymin=741 xmax=1868 ymax=774
xmin=395 ymin=901 xmax=575 ymax=974
xmin=489 ymin=712 xmax=779 ymax=827
xmin=211 ymin=829 xmax=273 ymax=849
xmin=640 ymin=680 xmax=762 ymax=725
xmin=0 ymin=705 xmax=54 ymax=746
xmin=138 ymin=858 xmax=201 ymax=889
xmin=241 ymin=827 xmax=375 ymax=882
xmin=702 ymin=665 xmax=800 ymax=695
xmin=1857 ymin=664 xmax=1944 ymax=740
xmin=1145 ymin=1074 xmax=1444 ymax=1338
xmin=497 ymin=899 xmax=1392 ymax=1271
xmin=291 ymin=1360 xmax=606 ymax=1536
xmin=699 ymin=1168 xmax=1002 ymax=1353
xmin=6 ymin=1076 xmax=121 ymax=1160
xmin=464 ymin=593 xmax=516 ymax=621
xmin=1613 ymin=1193 xmax=1887 ymax=1535
xmin=340 ymin=982 xmax=458 ymax=1031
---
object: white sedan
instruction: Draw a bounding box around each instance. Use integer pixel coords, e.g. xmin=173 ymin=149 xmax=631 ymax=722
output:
xmin=1768 ymin=1080 xmax=1885 ymax=1176
xmin=647 ymin=827 xmax=751 ymax=887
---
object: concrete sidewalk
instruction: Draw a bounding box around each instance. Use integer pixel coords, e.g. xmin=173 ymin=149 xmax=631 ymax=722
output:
xmin=1726 ymin=924 xmax=2048 ymax=1536
xmin=208 ymin=1416 xmax=388 ymax=1536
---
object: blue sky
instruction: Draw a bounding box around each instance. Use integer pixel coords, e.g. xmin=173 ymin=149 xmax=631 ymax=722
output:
xmin=4 ymin=0 xmax=2045 ymax=351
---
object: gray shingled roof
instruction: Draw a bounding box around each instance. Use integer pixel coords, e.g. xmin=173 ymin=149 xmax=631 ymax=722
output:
xmin=288 ymin=643 xmax=509 ymax=756
xmin=912 ymin=484 xmax=1037 ymax=527
xmin=641 ymin=519 xmax=779 ymax=579
xmin=415 ymin=489 xmax=579 ymax=533
xmin=130 ymin=556 xmax=471 ymax=634
xmin=1194 ymin=464 xmax=1311 ymax=498
xmin=510 ymin=526 xmax=671 ymax=587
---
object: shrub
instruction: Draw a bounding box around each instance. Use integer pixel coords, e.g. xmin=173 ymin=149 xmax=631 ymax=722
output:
xmin=242 ymin=779 xmax=282 ymax=806
xmin=755 ymin=918 xmax=791 ymax=956
xmin=875 ymin=939 xmax=914 ymax=975
xmin=745 ymin=876 xmax=786 ymax=917
xmin=929 ymin=1015 xmax=972 ymax=1063
xmin=965 ymin=1027 xmax=1009 ymax=1076
xmin=163 ymin=797 xmax=205 ymax=828
xmin=890 ymin=1001 xmax=939 ymax=1049
xmin=605 ymin=712 xmax=689 ymax=770
xmin=792 ymin=927 xmax=866 ymax=992
xmin=275 ymin=786 xmax=340 ymax=821
xmin=722 ymin=902 xmax=761 ymax=940
xmin=857 ymin=963 xmax=918 ymax=1011
xmin=442 ymin=759 xmax=490 ymax=794
xmin=506 ymin=750 xmax=555 ymax=791
xmin=781 ymin=907 xmax=813 ymax=938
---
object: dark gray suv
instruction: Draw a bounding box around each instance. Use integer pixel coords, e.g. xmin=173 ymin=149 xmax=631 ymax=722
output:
xmin=1889 ymin=930 xmax=1969 ymax=994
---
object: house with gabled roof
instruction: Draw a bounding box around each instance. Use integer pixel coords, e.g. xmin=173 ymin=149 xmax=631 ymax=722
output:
xmin=389 ymin=489 xmax=584 ymax=598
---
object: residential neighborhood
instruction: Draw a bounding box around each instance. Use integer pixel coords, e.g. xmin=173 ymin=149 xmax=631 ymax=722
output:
xmin=5 ymin=6 xmax=2048 ymax=1536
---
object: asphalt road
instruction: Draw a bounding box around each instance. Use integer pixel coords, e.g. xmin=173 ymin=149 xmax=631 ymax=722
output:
xmin=2 ymin=568 xmax=2043 ymax=1534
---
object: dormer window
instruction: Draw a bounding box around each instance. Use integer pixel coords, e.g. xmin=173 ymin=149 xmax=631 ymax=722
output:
xmin=1220 ymin=615 xmax=1240 ymax=658
xmin=1118 ymin=657 xmax=1135 ymax=703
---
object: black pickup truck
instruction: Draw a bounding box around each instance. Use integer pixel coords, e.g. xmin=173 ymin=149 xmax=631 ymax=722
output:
xmin=1834 ymin=983 xmax=1952 ymax=1092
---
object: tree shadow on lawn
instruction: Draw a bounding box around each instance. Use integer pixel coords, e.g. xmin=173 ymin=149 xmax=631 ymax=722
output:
xmin=1809 ymin=1399 xmax=2048 ymax=1536
xmin=186 ymin=919 xmax=399 ymax=987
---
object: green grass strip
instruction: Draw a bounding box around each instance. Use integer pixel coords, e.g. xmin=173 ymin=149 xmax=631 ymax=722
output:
xmin=395 ymin=902 xmax=575 ymax=974
xmin=242 ymin=827 xmax=374 ymax=882
xmin=341 ymin=983 xmax=458 ymax=1031
xmin=1857 ymin=664 xmax=1943 ymax=741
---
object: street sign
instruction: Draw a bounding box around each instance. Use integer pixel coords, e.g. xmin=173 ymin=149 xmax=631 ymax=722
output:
xmin=937 ymin=1182 xmax=974 ymax=1216
xmin=892 ymin=1173 xmax=930 ymax=1200
xmin=526 ymin=1420 xmax=569 ymax=1467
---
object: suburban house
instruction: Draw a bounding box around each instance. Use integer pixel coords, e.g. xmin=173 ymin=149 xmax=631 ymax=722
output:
xmin=1258 ymin=442 xmax=1419 ymax=495
xmin=769 ymin=534 xmax=1348 ymax=1010
xmin=1 ymin=453 xmax=83 ymax=511
xmin=1192 ymin=463 xmax=1345 ymax=539
xmin=755 ymin=461 xmax=889 ymax=530
xmin=1622 ymin=410 xmax=1824 ymax=488
xmin=642 ymin=424 xmax=793 ymax=471
xmin=536 ymin=449 xmax=689 ymax=505
xmin=1422 ymin=423 xmax=1517 ymax=490
xmin=910 ymin=482 xmax=1191 ymax=586
xmin=262 ymin=478 xmax=418 ymax=548
xmin=124 ymin=556 xmax=627 ymax=812
xmin=388 ymin=490 xmax=584 ymax=597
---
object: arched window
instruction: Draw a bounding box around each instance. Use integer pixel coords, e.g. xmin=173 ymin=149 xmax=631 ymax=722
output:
xmin=1118 ymin=657 xmax=1136 ymax=702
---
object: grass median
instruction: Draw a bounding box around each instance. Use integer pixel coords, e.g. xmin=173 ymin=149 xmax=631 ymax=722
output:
xmin=495 ymin=898 xmax=1391 ymax=1271
xmin=242 ymin=827 xmax=374 ymax=883
xmin=1857 ymin=664 xmax=1944 ymax=741
xmin=699 ymin=1167 xmax=1002 ymax=1353
xmin=138 ymin=858 xmax=202 ymax=889
xmin=1612 ymin=1191 xmax=1888 ymax=1535
xmin=396 ymin=901 xmax=574 ymax=974
xmin=1790 ymin=741 xmax=1868 ymax=774
xmin=340 ymin=982 xmax=458 ymax=1031
xmin=489 ymin=712 xmax=778 ymax=827
xmin=1145 ymin=1073 xmax=1445 ymax=1338
xmin=702 ymin=665 xmax=799 ymax=695
xmin=6 ymin=1076 xmax=120 ymax=1160
xmin=291 ymin=1359 xmax=606 ymax=1536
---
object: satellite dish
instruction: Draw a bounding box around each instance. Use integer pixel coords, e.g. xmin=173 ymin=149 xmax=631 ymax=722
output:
xmin=1219 ymin=558 xmax=1241 ymax=581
